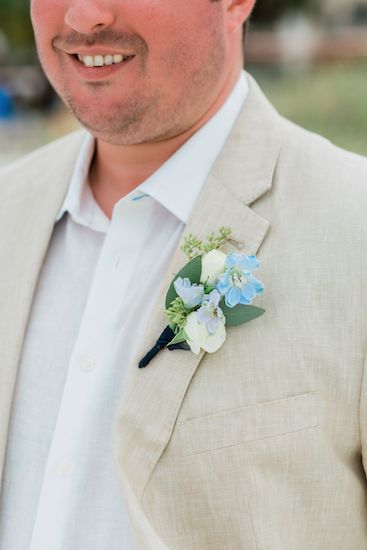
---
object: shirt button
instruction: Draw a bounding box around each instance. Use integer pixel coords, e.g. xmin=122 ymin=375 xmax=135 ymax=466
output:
xmin=55 ymin=464 xmax=67 ymax=478
xmin=80 ymin=358 xmax=96 ymax=372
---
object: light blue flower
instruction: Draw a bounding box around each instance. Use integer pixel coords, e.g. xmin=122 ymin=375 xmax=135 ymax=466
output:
xmin=174 ymin=277 xmax=205 ymax=309
xmin=196 ymin=290 xmax=225 ymax=335
xmin=216 ymin=253 xmax=264 ymax=308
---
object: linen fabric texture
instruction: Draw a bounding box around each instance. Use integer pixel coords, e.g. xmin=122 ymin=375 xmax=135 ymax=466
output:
xmin=0 ymin=74 xmax=367 ymax=549
xmin=0 ymin=73 xmax=247 ymax=550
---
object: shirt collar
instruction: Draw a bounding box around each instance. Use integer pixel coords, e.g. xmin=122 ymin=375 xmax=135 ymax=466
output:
xmin=56 ymin=71 xmax=249 ymax=229
xmin=137 ymin=71 xmax=248 ymax=224
xmin=55 ymin=133 xmax=111 ymax=233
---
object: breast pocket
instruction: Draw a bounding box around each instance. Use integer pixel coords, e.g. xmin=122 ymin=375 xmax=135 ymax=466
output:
xmin=176 ymin=391 xmax=319 ymax=457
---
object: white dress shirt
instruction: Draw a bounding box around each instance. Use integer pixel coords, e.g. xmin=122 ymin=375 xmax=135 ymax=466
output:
xmin=0 ymin=73 xmax=248 ymax=549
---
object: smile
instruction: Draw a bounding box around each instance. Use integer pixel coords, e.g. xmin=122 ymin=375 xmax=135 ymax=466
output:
xmin=76 ymin=54 xmax=134 ymax=68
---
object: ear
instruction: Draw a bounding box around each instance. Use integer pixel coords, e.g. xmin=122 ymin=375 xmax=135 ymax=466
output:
xmin=225 ymin=0 xmax=256 ymax=34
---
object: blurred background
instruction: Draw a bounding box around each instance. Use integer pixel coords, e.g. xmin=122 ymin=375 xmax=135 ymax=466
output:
xmin=1 ymin=0 xmax=367 ymax=165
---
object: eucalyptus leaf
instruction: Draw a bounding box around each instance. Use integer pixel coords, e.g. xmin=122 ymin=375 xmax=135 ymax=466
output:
xmin=221 ymin=302 xmax=265 ymax=327
xmin=168 ymin=329 xmax=188 ymax=346
xmin=165 ymin=255 xmax=202 ymax=309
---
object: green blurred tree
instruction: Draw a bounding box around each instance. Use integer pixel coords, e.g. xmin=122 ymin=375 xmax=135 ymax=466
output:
xmin=0 ymin=0 xmax=34 ymax=54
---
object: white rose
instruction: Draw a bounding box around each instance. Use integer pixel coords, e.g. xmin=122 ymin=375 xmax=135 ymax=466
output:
xmin=200 ymin=249 xmax=227 ymax=285
xmin=185 ymin=311 xmax=226 ymax=355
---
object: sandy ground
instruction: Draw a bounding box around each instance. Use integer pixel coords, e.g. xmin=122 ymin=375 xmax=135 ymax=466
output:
xmin=0 ymin=106 xmax=79 ymax=167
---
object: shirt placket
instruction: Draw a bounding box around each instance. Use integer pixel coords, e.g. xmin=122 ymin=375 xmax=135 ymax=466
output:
xmin=29 ymin=194 xmax=156 ymax=550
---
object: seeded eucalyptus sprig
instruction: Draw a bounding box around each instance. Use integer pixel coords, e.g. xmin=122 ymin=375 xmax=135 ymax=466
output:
xmin=180 ymin=234 xmax=203 ymax=261
xmin=166 ymin=297 xmax=190 ymax=332
xmin=181 ymin=226 xmax=232 ymax=260
xmin=202 ymin=227 xmax=232 ymax=254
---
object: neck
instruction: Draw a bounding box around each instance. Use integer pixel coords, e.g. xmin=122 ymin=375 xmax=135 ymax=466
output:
xmin=89 ymin=65 xmax=242 ymax=218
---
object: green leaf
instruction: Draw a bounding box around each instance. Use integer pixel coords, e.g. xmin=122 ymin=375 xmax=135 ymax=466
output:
xmin=221 ymin=303 xmax=265 ymax=327
xmin=165 ymin=255 xmax=202 ymax=309
xmin=168 ymin=330 xmax=188 ymax=346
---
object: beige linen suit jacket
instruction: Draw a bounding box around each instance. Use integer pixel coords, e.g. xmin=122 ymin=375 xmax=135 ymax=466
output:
xmin=1 ymin=75 xmax=367 ymax=549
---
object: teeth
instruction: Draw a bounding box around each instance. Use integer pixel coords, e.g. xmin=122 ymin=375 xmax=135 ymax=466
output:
xmin=94 ymin=55 xmax=104 ymax=67
xmin=84 ymin=55 xmax=94 ymax=67
xmin=78 ymin=54 xmax=129 ymax=67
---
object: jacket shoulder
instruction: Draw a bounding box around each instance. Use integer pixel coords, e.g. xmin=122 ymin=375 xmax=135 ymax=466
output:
xmin=278 ymin=117 xmax=367 ymax=194
xmin=268 ymin=116 xmax=367 ymax=244
xmin=0 ymin=129 xmax=86 ymax=201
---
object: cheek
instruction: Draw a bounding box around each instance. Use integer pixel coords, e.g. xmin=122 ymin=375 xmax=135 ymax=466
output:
xmin=137 ymin=0 xmax=222 ymax=43
xmin=141 ymin=6 xmax=224 ymax=70
xmin=31 ymin=0 xmax=64 ymax=43
xmin=31 ymin=0 xmax=66 ymax=88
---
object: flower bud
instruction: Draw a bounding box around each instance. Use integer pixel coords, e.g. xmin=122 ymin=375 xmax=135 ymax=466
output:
xmin=200 ymin=249 xmax=227 ymax=285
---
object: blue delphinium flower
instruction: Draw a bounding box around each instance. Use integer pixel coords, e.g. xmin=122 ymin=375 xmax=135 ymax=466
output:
xmin=174 ymin=277 xmax=205 ymax=309
xmin=216 ymin=253 xmax=264 ymax=308
xmin=196 ymin=290 xmax=225 ymax=335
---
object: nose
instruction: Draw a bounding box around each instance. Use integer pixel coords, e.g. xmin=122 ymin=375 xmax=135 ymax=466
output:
xmin=65 ymin=0 xmax=115 ymax=34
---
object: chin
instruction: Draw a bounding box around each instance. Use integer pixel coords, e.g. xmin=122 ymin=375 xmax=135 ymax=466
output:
xmin=67 ymin=91 xmax=152 ymax=140
xmin=71 ymin=101 xmax=182 ymax=145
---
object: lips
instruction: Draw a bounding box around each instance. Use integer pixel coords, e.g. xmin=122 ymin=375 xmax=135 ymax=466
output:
xmin=66 ymin=50 xmax=135 ymax=80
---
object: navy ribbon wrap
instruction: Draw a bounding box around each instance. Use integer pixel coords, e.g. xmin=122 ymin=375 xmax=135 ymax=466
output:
xmin=138 ymin=325 xmax=189 ymax=368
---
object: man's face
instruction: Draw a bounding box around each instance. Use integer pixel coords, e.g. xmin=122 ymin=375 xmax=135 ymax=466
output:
xmin=31 ymin=0 xmax=239 ymax=145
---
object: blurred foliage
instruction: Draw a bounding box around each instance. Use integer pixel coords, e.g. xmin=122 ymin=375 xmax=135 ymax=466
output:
xmin=0 ymin=0 xmax=34 ymax=55
xmin=252 ymin=0 xmax=318 ymax=24
xmin=254 ymin=62 xmax=367 ymax=156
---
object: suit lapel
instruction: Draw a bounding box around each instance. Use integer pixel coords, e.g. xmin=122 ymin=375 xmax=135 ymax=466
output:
xmin=0 ymin=131 xmax=86 ymax=488
xmin=112 ymin=75 xmax=285 ymax=500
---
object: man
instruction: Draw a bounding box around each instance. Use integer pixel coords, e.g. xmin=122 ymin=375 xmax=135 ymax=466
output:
xmin=0 ymin=0 xmax=366 ymax=548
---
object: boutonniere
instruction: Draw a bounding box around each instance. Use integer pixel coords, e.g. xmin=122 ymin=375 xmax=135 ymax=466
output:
xmin=139 ymin=227 xmax=265 ymax=368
